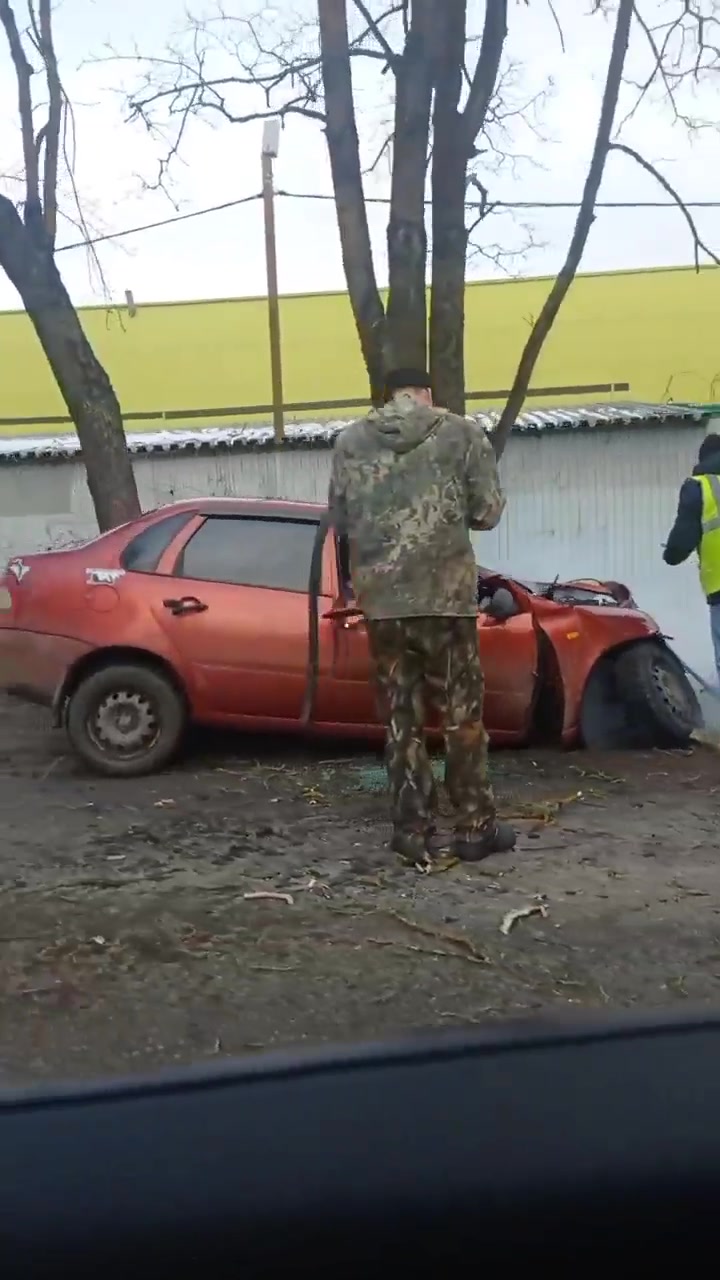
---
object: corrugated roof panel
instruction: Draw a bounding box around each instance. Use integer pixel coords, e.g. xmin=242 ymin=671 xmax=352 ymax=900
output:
xmin=0 ymin=401 xmax=709 ymax=463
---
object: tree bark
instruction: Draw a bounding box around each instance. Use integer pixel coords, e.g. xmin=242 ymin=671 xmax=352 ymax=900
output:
xmin=428 ymin=0 xmax=468 ymax=413
xmin=491 ymin=0 xmax=634 ymax=459
xmin=318 ymin=0 xmax=386 ymax=404
xmin=385 ymin=0 xmax=433 ymax=371
xmin=429 ymin=0 xmax=507 ymax=415
xmin=0 ymin=196 xmax=141 ymax=531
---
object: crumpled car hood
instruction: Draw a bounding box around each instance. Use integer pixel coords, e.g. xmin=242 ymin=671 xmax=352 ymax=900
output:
xmin=477 ymin=566 xmax=637 ymax=609
xmin=524 ymin=578 xmax=637 ymax=608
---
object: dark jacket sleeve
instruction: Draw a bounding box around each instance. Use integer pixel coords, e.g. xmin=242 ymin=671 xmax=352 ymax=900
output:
xmin=328 ymin=446 xmax=348 ymax=536
xmin=663 ymin=478 xmax=702 ymax=565
xmin=463 ymin=420 xmax=506 ymax=530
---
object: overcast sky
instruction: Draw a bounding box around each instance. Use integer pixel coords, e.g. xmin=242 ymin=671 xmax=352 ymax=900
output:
xmin=0 ymin=0 xmax=717 ymax=311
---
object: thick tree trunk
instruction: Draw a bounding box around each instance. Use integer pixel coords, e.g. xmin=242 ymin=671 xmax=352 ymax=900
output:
xmin=385 ymin=1 xmax=433 ymax=371
xmin=428 ymin=0 xmax=467 ymax=413
xmin=318 ymin=0 xmax=386 ymax=404
xmin=428 ymin=148 xmax=467 ymax=414
xmin=0 ymin=196 xmax=140 ymax=531
xmin=429 ymin=0 xmax=507 ymax=415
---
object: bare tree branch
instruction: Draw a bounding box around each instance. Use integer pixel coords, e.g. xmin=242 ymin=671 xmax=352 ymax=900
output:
xmin=622 ymin=0 xmax=720 ymax=131
xmin=609 ymin=140 xmax=720 ymax=269
xmin=101 ymin=5 xmax=407 ymax=195
xmin=491 ymin=0 xmax=635 ymax=459
xmin=36 ymin=0 xmax=63 ymax=244
xmin=468 ymin=213 xmax=543 ymax=276
xmin=546 ymin=0 xmax=566 ymax=53
xmin=0 ymin=0 xmax=40 ymax=214
xmin=466 ymin=175 xmax=495 ymax=235
xmin=462 ymin=0 xmax=509 ymax=149
xmin=351 ymin=0 xmax=399 ymax=68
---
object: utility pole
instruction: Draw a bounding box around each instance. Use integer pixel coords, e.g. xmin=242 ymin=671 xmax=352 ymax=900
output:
xmin=261 ymin=118 xmax=284 ymax=445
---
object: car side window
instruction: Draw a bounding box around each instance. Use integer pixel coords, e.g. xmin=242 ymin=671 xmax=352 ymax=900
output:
xmin=175 ymin=517 xmax=319 ymax=592
xmin=120 ymin=512 xmax=192 ymax=573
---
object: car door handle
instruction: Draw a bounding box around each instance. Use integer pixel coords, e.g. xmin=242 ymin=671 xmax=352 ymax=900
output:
xmin=323 ymin=605 xmax=364 ymax=622
xmin=162 ymin=596 xmax=208 ymax=616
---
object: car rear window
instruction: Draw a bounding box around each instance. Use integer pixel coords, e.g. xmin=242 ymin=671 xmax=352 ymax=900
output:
xmin=121 ymin=512 xmax=193 ymax=573
xmin=176 ymin=516 xmax=318 ymax=592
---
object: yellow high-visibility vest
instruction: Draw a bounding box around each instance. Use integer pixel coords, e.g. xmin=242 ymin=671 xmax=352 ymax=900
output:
xmin=697 ymin=472 xmax=720 ymax=597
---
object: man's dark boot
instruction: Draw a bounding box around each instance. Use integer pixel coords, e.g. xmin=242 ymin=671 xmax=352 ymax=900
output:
xmin=390 ymin=827 xmax=431 ymax=866
xmin=453 ymin=820 xmax=517 ymax=863
xmin=426 ymin=824 xmax=453 ymax=855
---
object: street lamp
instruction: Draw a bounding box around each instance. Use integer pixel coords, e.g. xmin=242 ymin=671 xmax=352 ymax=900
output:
xmin=261 ymin=118 xmax=284 ymax=445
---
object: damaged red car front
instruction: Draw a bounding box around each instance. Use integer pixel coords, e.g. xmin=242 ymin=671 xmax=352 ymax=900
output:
xmin=478 ymin=569 xmax=699 ymax=750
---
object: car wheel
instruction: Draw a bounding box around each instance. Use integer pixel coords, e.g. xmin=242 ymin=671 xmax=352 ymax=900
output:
xmin=613 ymin=642 xmax=701 ymax=746
xmin=66 ymin=663 xmax=186 ymax=777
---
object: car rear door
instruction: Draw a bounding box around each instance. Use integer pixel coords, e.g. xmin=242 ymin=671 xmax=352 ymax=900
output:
xmin=149 ymin=514 xmax=333 ymax=722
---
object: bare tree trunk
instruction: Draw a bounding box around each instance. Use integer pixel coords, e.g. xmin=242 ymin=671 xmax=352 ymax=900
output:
xmin=491 ymin=0 xmax=634 ymax=459
xmin=0 ymin=196 xmax=140 ymax=530
xmin=385 ymin=0 xmax=433 ymax=371
xmin=318 ymin=0 xmax=386 ymax=403
xmin=429 ymin=0 xmax=507 ymax=414
xmin=428 ymin=0 xmax=468 ymax=412
xmin=427 ymin=140 xmax=467 ymax=412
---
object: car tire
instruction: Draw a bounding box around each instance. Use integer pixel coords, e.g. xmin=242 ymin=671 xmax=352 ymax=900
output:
xmin=613 ymin=642 xmax=701 ymax=746
xmin=66 ymin=663 xmax=186 ymax=778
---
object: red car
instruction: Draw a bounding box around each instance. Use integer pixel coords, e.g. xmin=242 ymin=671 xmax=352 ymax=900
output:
xmin=0 ymin=498 xmax=700 ymax=776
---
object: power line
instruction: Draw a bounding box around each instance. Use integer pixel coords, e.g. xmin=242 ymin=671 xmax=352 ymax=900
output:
xmin=55 ymin=186 xmax=720 ymax=254
xmin=54 ymin=189 xmax=260 ymax=252
xmin=279 ymin=188 xmax=720 ymax=211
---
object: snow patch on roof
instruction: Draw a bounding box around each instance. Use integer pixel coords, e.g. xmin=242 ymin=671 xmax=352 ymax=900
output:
xmin=0 ymin=401 xmax=709 ymax=463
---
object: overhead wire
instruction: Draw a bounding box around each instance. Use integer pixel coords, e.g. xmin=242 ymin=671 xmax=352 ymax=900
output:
xmin=55 ymin=187 xmax=720 ymax=254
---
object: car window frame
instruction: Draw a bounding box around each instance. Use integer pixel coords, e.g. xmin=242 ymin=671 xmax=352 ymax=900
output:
xmin=335 ymin=532 xmax=354 ymax=601
xmin=168 ymin=513 xmax=330 ymax=596
xmin=119 ymin=511 xmax=194 ymax=575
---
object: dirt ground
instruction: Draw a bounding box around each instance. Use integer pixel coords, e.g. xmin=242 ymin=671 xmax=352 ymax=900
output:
xmin=0 ymin=691 xmax=719 ymax=1087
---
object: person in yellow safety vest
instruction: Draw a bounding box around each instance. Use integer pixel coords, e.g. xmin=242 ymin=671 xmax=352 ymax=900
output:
xmin=663 ymin=432 xmax=720 ymax=683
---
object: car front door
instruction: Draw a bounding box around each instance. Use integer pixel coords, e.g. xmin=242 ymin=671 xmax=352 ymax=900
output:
xmin=328 ymin=612 xmax=538 ymax=737
xmin=329 ymin=541 xmax=538 ymax=739
xmin=476 ymin=612 xmax=538 ymax=739
xmin=149 ymin=514 xmax=334 ymax=723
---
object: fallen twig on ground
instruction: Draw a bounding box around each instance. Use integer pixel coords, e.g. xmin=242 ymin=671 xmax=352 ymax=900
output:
xmin=38 ymin=756 xmax=65 ymax=782
xmin=500 ymin=899 xmax=549 ymax=936
xmin=439 ymin=1007 xmax=497 ymax=1022
xmin=0 ymin=874 xmax=168 ymax=895
xmin=570 ymin=765 xmax=624 ymax=784
xmin=501 ymin=791 xmax=583 ymax=827
xmin=301 ymin=784 xmax=329 ymax=805
xmin=243 ymin=890 xmax=294 ymax=906
xmin=366 ymin=938 xmax=486 ymax=965
xmin=384 ymin=909 xmax=489 ymax=962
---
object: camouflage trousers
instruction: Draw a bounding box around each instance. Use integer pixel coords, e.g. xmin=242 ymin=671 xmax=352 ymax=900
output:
xmin=366 ymin=616 xmax=496 ymax=837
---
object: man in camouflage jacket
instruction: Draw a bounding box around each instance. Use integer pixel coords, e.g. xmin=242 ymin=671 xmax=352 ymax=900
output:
xmin=329 ymin=367 xmax=516 ymax=867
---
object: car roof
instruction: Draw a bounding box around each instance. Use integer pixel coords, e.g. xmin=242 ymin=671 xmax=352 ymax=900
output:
xmin=151 ymin=498 xmax=325 ymax=522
